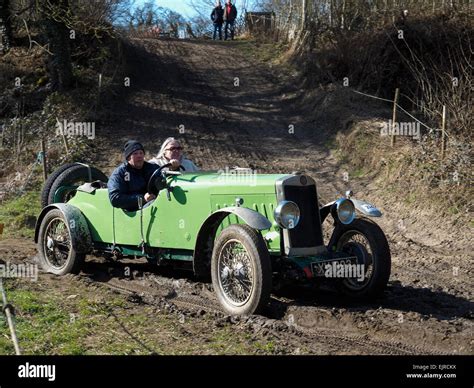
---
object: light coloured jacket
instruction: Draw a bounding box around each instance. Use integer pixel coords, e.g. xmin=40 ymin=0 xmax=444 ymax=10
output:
xmin=149 ymin=156 xmax=199 ymax=172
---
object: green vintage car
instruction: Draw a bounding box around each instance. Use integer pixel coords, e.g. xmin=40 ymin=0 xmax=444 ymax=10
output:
xmin=35 ymin=163 xmax=391 ymax=315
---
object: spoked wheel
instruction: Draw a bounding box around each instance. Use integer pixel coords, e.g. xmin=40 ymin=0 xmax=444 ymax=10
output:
xmin=333 ymin=218 xmax=391 ymax=299
xmin=218 ymin=239 xmax=255 ymax=306
xmin=37 ymin=209 xmax=84 ymax=275
xmin=211 ymin=224 xmax=271 ymax=315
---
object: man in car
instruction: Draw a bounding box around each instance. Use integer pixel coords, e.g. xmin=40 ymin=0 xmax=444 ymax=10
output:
xmin=108 ymin=140 xmax=159 ymax=211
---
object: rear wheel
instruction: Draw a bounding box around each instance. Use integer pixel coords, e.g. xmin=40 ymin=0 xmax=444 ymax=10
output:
xmin=47 ymin=165 xmax=107 ymax=205
xmin=37 ymin=209 xmax=84 ymax=275
xmin=211 ymin=224 xmax=272 ymax=315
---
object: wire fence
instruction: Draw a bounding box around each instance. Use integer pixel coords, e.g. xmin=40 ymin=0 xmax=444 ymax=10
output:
xmin=350 ymin=88 xmax=450 ymax=158
xmin=351 ymin=90 xmax=442 ymax=134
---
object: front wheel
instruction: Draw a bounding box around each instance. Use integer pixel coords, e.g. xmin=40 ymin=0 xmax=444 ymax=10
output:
xmin=211 ymin=224 xmax=272 ymax=315
xmin=37 ymin=209 xmax=85 ymax=275
xmin=331 ymin=218 xmax=391 ymax=299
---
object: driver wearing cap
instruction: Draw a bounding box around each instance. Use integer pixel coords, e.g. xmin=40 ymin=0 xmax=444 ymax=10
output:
xmin=108 ymin=140 xmax=159 ymax=211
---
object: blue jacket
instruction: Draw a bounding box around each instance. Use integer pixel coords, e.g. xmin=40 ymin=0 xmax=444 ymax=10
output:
xmin=108 ymin=162 xmax=159 ymax=211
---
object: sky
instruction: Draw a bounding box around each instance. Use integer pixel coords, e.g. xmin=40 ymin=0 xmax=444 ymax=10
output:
xmin=133 ymin=0 xmax=257 ymax=19
xmin=152 ymin=1 xmax=198 ymax=18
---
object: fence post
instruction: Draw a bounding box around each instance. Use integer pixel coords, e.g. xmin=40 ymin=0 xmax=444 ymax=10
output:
xmin=96 ymin=73 xmax=102 ymax=115
xmin=40 ymin=139 xmax=47 ymax=181
xmin=302 ymin=0 xmax=306 ymax=29
xmin=391 ymin=88 xmax=400 ymax=147
xmin=56 ymin=117 xmax=69 ymax=154
xmin=441 ymin=105 xmax=447 ymax=159
xmin=0 ymin=278 xmax=21 ymax=355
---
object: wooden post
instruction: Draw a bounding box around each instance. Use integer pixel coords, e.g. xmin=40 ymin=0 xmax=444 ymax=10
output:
xmin=0 ymin=123 xmax=5 ymax=147
xmin=302 ymin=0 xmax=306 ymax=30
xmin=40 ymin=139 xmax=47 ymax=182
xmin=441 ymin=105 xmax=446 ymax=159
xmin=391 ymin=88 xmax=399 ymax=147
xmin=96 ymin=73 xmax=102 ymax=114
xmin=56 ymin=117 xmax=69 ymax=154
xmin=0 ymin=278 xmax=21 ymax=355
xmin=62 ymin=133 xmax=69 ymax=155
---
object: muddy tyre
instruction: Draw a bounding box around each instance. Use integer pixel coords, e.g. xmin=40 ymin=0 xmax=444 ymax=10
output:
xmin=41 ymin=163 xmax=78 ymax=208
xmin=37 ymin=209 xmax=85 ymax=275
xmin=47 ymin=165 xmax=108 ymax=205
xmin=333 ymin=218 xmax=391 ymax=299
xmin=211 ymin=224 xmax=272 ymax=315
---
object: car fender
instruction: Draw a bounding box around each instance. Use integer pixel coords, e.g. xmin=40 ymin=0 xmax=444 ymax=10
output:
xmin=320 ymin=198 xmax=382 ymax=222
xmin=216 ymin=206 xmax=272 ymax=230
xmin=351 ymin=198 xmax=382 ymax=217
xmin=193 ymin=207 xmax=271 ymax=278
xmin=34 ymin=203 xmax=92 ymax=254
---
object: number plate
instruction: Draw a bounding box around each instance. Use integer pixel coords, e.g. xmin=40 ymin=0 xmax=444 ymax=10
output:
xmin=311 ymin=257 xmax=357 ymax=277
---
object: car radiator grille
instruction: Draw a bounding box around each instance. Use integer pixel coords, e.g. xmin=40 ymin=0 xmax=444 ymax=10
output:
xmin=283 ymin=185 xmax=324 ymax=248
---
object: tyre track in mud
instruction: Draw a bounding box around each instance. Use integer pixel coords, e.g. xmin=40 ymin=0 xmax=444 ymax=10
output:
xmin=76 ymin=258 xmax=443 ymax=355
xmin=105 ymin=279 xmax=438 ymax=355
xmin=116 ymin=39 xmax=331 ymax=174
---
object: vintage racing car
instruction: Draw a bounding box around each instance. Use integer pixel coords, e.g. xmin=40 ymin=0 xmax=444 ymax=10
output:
xmin=35 ymin=163 xmax=391 ymax=315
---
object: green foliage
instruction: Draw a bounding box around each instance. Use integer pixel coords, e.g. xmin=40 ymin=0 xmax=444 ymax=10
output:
xmin=0 ymin=190 xmax=41 ymax=238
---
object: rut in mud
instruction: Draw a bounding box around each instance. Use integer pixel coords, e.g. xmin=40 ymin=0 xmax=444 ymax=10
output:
xmin=1 ymin=38 xmax=472 ymax=355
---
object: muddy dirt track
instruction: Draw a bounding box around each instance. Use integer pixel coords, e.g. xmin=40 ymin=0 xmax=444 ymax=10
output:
xmin=1 ymin=39 xmax=472 ymax=355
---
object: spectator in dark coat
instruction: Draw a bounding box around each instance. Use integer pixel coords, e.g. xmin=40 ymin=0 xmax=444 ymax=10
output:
xmin=223 ymin=0 xmax=237 ymax=41
xmin=211 ymin=1 xmax=224 ymax=40
xmin=108 ymin=140 xmax=159 ymax=211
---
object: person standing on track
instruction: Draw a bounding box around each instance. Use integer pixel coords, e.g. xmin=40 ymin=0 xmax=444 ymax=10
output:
xmin=223 ymin=0 xmax=237 ymax=41
xmin=211 ymin=1 xmax=224 ymax=40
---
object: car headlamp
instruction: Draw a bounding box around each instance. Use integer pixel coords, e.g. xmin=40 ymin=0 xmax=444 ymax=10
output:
xmin=334 ymin=198 xmax=356 ymax=225
xmin=274 ymin=201 xmax=300 ymax=229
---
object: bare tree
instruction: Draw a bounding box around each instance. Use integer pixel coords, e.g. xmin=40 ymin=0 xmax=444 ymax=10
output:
xmin=39 ymin=0 xmax=74 ymax=90
xmin=0 ymin=0 xmax=13 ymax=52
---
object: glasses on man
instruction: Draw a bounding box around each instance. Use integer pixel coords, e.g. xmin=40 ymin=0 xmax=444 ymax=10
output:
xmin=166 ymin=147 xmax=183 ymax=152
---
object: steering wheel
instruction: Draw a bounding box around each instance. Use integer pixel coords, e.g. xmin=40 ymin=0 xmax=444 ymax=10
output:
xmin=147 ymin=163 xmax=185 ymax=195
xmin=147 ymin=163 xmax=171 ymax=195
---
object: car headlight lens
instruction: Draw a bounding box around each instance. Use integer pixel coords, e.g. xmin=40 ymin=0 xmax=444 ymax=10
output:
xmin=274 ymin=201 xmax=300 ymax=229
xmin=335 ymin=198 xmax=356 ymax=225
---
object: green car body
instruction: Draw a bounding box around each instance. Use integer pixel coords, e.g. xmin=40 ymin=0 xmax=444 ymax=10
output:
xmin=70 ymin=172 xmax=284 ymax=253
